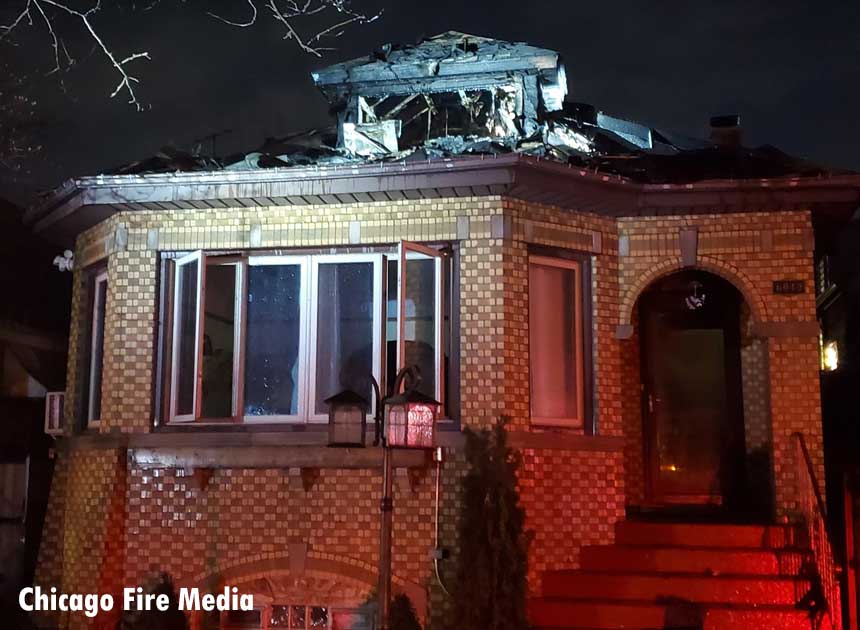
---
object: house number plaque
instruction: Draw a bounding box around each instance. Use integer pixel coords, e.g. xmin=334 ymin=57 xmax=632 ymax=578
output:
xmin=772 ymin=280 xmax=805 ymax=295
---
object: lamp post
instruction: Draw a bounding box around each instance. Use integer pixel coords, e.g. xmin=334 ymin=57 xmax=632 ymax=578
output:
xmin=326 ymin=366 xmax=441 ymax=630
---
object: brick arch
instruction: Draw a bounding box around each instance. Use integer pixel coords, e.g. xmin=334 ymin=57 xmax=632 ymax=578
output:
xmin=187 ymin=553 xmax=427 ymax=618
xmin=619 ymin=256 xmax=767 ymax=326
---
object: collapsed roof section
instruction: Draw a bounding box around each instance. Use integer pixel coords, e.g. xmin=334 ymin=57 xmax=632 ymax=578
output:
xmin=300 ymin=31 xmax=838 ymax=183
xmin=312 ymin=30 xmax=568 ymax=144
xmin=100 ymin=31 xmax=844 ymax=185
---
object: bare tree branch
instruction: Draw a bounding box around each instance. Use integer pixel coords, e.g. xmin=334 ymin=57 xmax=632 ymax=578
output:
xmin=2 ymin=0 xmax=151 ymax=109
xmin=1 ymin=0 xmax=380 ymax=112
xmin=230 ymin=0 xmax=381 ymax=57
xmin=39 ymin=0 xmax=151 ymax=109
xmin=207 ymin=0 xmax=259 ymax=28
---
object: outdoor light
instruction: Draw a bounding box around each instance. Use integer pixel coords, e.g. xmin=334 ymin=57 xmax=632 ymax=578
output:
xmin=384 ymin=388 xmax=440 ymax=449
xmin=324 ymin=390 xmax=369 ymax=447
xmin=822 ymin=340 xmax=839 ymax=372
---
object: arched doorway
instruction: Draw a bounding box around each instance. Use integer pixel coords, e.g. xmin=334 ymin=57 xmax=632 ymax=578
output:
xmin=638 ymin=270 xmax=751 ymax=513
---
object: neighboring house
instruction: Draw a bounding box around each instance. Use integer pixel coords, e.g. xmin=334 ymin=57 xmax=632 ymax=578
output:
xmin=0 ymin=197 xmax=68 ymax=619
xmin=24 ymin=32 xmax=860 ymax=630
xmin=815 ymin=212 xmax=860 ymax=626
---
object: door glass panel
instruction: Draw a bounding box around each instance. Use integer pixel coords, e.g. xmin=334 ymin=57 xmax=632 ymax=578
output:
xmin=315 ymin=262 xmax=374 ymax=414
xmin=175 ymin=258 xmax=198 ymax=416
xmin=201 ymin=263 xmax=237 ymax=418
xmin=245 ymin=264 xmax=302 ymax=416
xmin=655 ymin=328 xmax=727 ymax=496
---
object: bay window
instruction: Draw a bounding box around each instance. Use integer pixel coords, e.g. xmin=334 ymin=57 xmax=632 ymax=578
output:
xmin=528 ymin=255 xmax=585 ymax=427
xmin=161 ymin=243 xmax=449 ymax=425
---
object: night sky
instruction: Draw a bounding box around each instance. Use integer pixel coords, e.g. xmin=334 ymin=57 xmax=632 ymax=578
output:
xmin=3 ymin=0 xmax=860 ymax=205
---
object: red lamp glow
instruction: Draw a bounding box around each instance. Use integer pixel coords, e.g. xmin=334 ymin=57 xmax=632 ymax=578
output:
xmin=384 ymin=388 xmax=440 ymax=449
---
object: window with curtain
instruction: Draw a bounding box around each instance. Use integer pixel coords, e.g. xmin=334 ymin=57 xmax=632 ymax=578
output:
xmin=528 ymin=256 xmax=584 ymax=427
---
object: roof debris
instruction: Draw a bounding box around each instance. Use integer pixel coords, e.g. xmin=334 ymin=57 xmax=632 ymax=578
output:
xmin=105 ymin=31 xmax=845 ymax=184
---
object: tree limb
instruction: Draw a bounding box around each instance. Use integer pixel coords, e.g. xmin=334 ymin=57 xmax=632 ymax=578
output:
xmin=2 ymin=0 xmax=150 ymax=109
xmin=1 ymin=0 xmax=380 ymax=110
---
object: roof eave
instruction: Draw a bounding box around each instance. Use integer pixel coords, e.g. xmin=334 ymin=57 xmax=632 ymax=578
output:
xmin=25 ymin=156 xmax=860 ymax=240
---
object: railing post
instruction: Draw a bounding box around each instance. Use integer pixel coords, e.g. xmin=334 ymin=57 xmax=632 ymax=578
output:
xmin=845 ymin=471 xmax=859 ymax=630
xmin=792 ymin=432 xmax=842 ymax=630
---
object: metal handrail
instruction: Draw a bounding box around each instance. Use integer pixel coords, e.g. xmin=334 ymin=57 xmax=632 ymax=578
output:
xmin=792 ymin=431 xmax=842 ymax=629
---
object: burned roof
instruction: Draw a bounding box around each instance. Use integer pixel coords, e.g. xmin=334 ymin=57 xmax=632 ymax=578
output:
xmin=30 ymin=29 xmax=855 ymax=243
xmin=94 ymin=31 xmax=846 ymax=187
xmin=312 ymin=31 xmax=563 ymax=96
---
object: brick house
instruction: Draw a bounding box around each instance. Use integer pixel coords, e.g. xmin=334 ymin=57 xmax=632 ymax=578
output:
xmin=25 ymin=32 xmax=860 ymax=629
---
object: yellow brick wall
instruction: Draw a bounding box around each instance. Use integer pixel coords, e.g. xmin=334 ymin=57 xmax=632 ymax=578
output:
xmin=35 ymin=196 xmax=826 ymax=628
xmin=616 ymin=211 xmax=822 ymax=516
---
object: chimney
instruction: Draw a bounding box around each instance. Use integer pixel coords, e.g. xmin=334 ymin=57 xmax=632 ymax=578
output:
xmin=709 ymin=114 xmax=742 ymax=148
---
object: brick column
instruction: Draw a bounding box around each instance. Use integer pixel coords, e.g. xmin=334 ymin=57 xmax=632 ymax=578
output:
xmin=767 ymin=335 xmax=825 ymax=518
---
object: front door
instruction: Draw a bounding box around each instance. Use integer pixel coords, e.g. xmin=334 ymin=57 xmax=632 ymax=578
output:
xmin=639 ymin=271 xmax=745 ymax=508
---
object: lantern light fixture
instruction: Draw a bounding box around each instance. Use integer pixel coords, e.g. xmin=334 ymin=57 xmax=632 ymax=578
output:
xmin=324 ymin=389 xmax=369 ymax=447
xmin=384 ymin=387 xmax=440 ymax=449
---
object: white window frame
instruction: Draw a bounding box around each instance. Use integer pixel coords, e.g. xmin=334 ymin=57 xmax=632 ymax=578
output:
xmin=165 ymin=245 xmax=446 ymax=426
xmin=243 ymin=255 xmax=309 ymax=424
xmin=308 ymin=253 xmax=383 ymax=424
xmin=198 ymin=255 xmax=245 ymax=421
xmin=397 ymin=242 xmax=445 ymax=412
xmin=528 ymin=255 xmax=584 ymax=428
xmin=86 ymin=270 xmax=108 ymax=427
xmin=170 ymin=250 xmax=203 ymax=423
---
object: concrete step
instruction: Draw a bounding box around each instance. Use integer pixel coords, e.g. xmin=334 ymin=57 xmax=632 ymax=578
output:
xmin=542 ymin=571 xmax=810 ymax=606
xmin=614 ymin=521 xmax=805 ymax=550
xmin=579 ymin=544 xmax=807 ymax=576
xmin=529 ymin=598 xmax=821 ymax=630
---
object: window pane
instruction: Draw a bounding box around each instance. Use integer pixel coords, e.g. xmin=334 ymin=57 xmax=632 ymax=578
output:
xmin=223 ymin=609 xmax=262 ymax=629
xmin=386 ymin=261 xmax=399 ymax=395
xmin=89 ymin=277 xmax=107 ymax=422
xmin=176 ymin=259 xmax=198 ymax=416
xmin=201 ymin=264 xmax=236 ymax=418
xmin=529 ymin=262 xmax=579 ymax=420
xmin=315 ymin=262 xmax=374 ymax=414
xmin=270 ymin=605 xmax=290 ymax=628
xmin=245 ymin=265 xmax=302 ymax=416
xmin=404 ymin=255 xmax=437 ymax=399
xmin=310 ymin=607 xmax=328 ymax=629
xmin=290 ymin=605 xmax=306 ymax=629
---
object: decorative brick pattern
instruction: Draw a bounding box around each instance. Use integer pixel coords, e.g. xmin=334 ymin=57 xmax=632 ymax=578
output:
xmin=519 ymin=449 xmax=625 ymax=590
xmin=36 ymin=196 xmax=826 ymax=629
xmin=619 ymin=306 xmax=645 ymax=507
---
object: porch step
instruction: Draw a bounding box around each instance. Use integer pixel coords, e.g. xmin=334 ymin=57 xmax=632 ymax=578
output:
xmin=614 ymin=521 xmax=805 ymax=549
xmin=529 ymin=599 xmax=825 ymax=630
xmin=542 ymin=571 xmax=810 ymax=605
xmin=529 ymin=520 xmax=826 ymax=630
xmin=579 ymin=544 xmax=807 ymax=576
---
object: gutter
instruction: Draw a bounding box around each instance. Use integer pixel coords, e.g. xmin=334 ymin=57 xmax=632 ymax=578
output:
xmin=24 ymin=154 xmax=860 ymax=235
